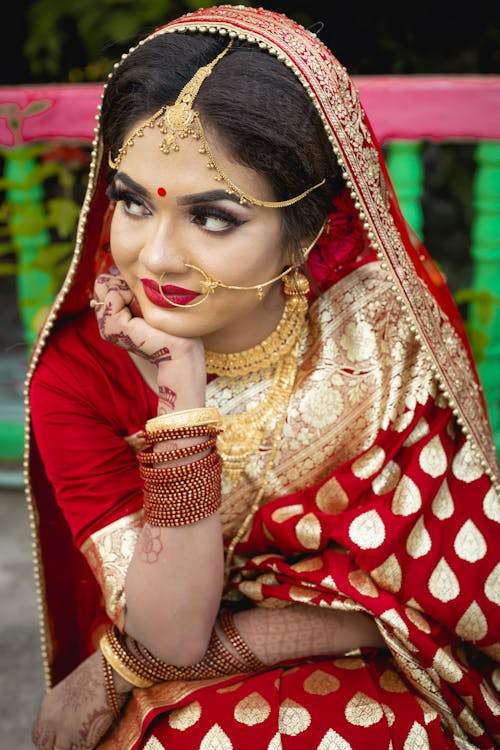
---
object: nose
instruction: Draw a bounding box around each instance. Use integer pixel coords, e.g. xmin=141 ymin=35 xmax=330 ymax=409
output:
xmin=139 ymin=218 xmax=186 ymax=277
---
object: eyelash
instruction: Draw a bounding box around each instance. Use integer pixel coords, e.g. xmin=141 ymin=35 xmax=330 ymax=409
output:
xmin=106 ymin=184 xmax=245 ymax=232
xmin=190 ymin=206 xmax=244 ymax=231
xmin=107 ymin=185 xmax=148 ymax=215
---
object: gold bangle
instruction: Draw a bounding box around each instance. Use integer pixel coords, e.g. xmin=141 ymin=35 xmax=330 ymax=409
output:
xmin=100 ymin=633 xmax=155 ymax=688
xmin=145 ymin=407 xmax=221 ymax=433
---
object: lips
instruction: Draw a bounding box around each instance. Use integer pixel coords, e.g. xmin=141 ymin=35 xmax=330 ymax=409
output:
xmin=141 ymin=278 xmax=199 ymax=308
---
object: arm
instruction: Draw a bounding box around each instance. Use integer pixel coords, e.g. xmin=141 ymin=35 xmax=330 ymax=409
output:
xmin=94 ymin=274 xmax=224 ymax=664
xmin=229 ymin=605 xmax=385 ymax=665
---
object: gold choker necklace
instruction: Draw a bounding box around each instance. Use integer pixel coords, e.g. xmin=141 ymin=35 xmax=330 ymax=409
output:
xmin=207 ymin=273 xmax=309 ymax=483
xmin=205 ymin=273 xmax=309 ymax=377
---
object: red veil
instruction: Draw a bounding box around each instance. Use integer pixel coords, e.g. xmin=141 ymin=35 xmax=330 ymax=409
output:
xmin=25 ymin=6 xmax=499 ymax=749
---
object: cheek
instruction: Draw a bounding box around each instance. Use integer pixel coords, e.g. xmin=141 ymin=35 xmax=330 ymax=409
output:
xmin=109 ymin=217 xmax=137 ymax=269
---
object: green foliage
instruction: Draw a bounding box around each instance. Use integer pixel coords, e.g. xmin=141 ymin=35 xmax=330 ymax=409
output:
xmin=454 ymin=288 xmax=500 ymax=364
xmin=24 ymin=0 xmax=249 ymax=81
xmin=0 ymin=143 xmax=90 ymax=290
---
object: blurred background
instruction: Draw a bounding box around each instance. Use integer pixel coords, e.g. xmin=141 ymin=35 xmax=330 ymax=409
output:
xmin=0 ymin=4 xmax=499 ymax=746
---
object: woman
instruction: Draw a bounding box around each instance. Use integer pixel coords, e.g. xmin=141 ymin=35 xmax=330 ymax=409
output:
xmin=26 ymin=5 xmax=500 ymax=750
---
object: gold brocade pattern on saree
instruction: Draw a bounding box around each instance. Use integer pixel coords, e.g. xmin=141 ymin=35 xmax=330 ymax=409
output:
xmin=207 ymin=263 xmax=437 ymax=538
xmin=278 ymin=699 xmax=311 ymax=736
xmin=428 ymin=558 xmax=460 ymax=602
xmin=317 ymin=729 xmax=352 ymax=749
xmin=454 ymin=520 xmax=487 ymax=562
xmin=345 ymin=692 xmax=384 ymax=726
xmin=81 ymin=509 xmax=143 ymax=628
xmin=303 ymin=669 xmax=340 ymax=695
xmin=379 ymin=669 xmax=408 ymax=693
xmin=200 ymin=724 xmax=232 ymax=749
xmin=484 ymin=563 xmax=500 ymax=605
xmin=419 ymin=435 xmax=447 ymax=478
xmin=348 ymin=509 xmax=386 ymax=549
xmin=372 ymin=554 xmax=402 ymax=593
xmin=404 ymin=722 xmax=431 ymax=749
xmin=483 ymin=486 xmax=500 ymax=521
xmin=167 ymin=700 xmax=202 ymax=730
xmin=144 ymin=737 xmax=165 ymax=750
xmin=233 ymin=692 xmax=271 ymax=725
xmin=455 ymin=601 xmax=488 ymax=641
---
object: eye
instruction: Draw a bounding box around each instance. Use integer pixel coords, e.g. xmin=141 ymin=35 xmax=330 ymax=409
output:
xmin=190 ymin=206 xmax=244 ymax=233
xmin=106 ymin=184 xmax=151 ymax=218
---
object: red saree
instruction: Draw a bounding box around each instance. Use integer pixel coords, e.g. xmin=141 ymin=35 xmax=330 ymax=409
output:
xmin=25 ymin=5 xmax=500 ymax=750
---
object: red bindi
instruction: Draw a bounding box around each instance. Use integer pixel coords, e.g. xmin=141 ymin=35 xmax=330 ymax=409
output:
xmin=157 ymin=187 xmax=167 ymax=197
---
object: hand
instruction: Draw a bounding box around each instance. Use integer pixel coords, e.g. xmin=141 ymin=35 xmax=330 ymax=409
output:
xmin=31 ymin=650 xmax=129 ymax=750
xmin=92 ymin=273 xmax=204 ymax=368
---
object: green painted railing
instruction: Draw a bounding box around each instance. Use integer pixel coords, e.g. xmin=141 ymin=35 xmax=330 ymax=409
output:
xmin=1 ymin=78 xmax=500 ymax=464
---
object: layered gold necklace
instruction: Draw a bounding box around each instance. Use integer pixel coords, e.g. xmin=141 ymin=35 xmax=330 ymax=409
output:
xmin=205 ymin=274 xmax=308 ymax=484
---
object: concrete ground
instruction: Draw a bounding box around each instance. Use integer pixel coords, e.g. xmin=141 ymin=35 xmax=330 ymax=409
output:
xmin=0 ymin=475 xmax=44 ymax=749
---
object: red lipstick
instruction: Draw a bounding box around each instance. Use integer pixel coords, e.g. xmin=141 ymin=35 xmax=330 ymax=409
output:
xmin=141 ymin=278 xmax=199 ymax=308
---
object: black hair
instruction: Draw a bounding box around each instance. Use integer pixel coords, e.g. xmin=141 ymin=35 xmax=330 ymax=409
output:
xmin=101 ymin=33 xmax=344 ymax=256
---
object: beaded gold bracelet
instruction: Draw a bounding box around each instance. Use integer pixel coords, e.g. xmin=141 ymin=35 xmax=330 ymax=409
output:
xmin=138 ymin=437 xmax=218 ymax=465
xmin=143 ymin=476 xmax=221 ymax=502
xmin=143 ymin=424 xmax=219 ymax=445
xmin=101 ymin=652 xmax=122 ymax=719
xmin=139 ymin=449 xmax=220 ymax=479
xmin=146 ymin=407 xmax=221 ymax=433
xmin=144 ymin=495 xmax=221 ymax=527
xmin=219 ymin=610 xmax=266 ymax=672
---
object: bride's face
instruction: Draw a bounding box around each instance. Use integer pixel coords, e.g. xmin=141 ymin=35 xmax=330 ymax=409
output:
xmin=108 ymin=126 xmax=289 ymax=351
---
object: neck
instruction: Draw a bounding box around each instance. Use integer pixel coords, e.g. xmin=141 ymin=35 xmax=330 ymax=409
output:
xmin=201 ymin=284 xmax=286 ymax=354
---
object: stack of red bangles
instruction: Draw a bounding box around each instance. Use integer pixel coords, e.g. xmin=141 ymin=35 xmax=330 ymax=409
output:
xmin=138 ymin=407 xmax=223 ymax=527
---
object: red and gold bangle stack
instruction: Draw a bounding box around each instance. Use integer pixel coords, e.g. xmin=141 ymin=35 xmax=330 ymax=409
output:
xmin=100 ymin=624 xmax=249 ymax=688
xmin=137 ymin=407 xmax=223 ymax=527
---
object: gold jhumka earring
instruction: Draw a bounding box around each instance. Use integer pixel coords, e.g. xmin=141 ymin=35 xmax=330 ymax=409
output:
xmin=107 ymin=39 xmax=325 ymax=208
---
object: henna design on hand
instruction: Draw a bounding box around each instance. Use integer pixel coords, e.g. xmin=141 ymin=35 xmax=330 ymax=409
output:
xmin=158 ymin=385 xmax=177 ymax=414
xmin=96 ymin=276 xmax=129 ymax=291
xmin=150 ymin=347 xmax=172 ymax=366
xmin=141 ymin=525 xmax=164 ymax=563
xmin=78 ymin=706 xmax=115 ymax=749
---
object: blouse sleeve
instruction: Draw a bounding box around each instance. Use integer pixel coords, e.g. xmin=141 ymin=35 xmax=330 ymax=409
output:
xmin=29 ymin=316 xmax=152 ymax=549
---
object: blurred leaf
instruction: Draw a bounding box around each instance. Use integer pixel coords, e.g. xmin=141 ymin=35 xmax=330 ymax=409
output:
xmin=46 ymin=198 xmax=80 ymax=237
xmin=30 ymin=242 xmax=73 ymax=270
xmin=23 ymin=100 xmax=52 ymax=118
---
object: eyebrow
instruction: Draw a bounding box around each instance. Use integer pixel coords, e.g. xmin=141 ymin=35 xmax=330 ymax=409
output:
xmin=114 ymin=172 xmax=152 ymax=200
xmin=114 ymin=173 xmax=247 ymax=208
xmin=177 ymin=190 xmax=245 ymax=206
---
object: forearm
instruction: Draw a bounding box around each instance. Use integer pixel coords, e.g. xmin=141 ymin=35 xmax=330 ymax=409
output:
xmin=124 ymin=516 xmax=224 ymax=664
xmin=124 ymin=357 xmax=224 ymax=664
xmin=231 ymin=605 xmax=385 ymax=665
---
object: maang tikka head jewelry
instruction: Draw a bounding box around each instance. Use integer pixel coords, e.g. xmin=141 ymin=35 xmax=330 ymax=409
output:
xmin=108 ymin=39 xmax=325 ymax=208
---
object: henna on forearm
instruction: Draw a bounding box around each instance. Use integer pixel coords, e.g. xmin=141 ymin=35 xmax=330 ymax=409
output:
xmin=234 ymin=605 xmax=384 ymax=666
xmin=140 ymin=525 xmax=164 ymax=564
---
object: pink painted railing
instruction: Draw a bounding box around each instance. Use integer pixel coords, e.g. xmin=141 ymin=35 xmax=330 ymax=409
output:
xmin=1 ymin=76 xmax=500 ymax=145
xmin=1 ymin=76 xmax=500 ymax=463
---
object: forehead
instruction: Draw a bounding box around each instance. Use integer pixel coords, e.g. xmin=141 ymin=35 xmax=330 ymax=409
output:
xmin=117 ymin=125 xmax=274 ymax=202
